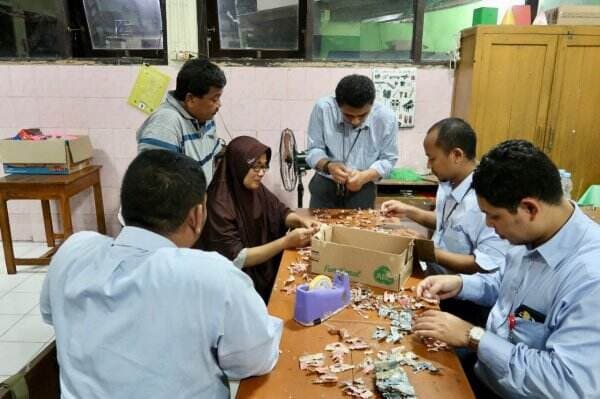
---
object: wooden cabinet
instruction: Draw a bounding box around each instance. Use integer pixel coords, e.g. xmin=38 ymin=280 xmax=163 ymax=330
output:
xmin=452 ymin=26 xmax=600 ymax=198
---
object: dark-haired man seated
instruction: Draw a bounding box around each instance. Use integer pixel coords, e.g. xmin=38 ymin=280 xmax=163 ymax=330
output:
xmin=413 ymin=140 xmax=600 ymax=398
xmin=382 ymin=118 xmax=509 ymax=275
xmin=137 ymin=59 xmax=226 ymax=184
xmin=306 ymin=74 xmax=399 ymax=209
xmin=41 ymin=150 xmax=282 ymax=399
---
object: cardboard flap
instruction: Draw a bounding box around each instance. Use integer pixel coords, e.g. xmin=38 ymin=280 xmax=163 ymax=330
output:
xmin=0 ymin=139 xmax=67 ymax=163
xmin=313 ymin=224 xmax=332 ymax=242
xmin=67 ymin=136 xmax=93 ymax=163
xmin=414 ymin=239 xmax=436 ymax=262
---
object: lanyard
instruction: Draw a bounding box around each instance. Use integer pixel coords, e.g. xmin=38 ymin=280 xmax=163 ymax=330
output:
xmin=342 ymin=127 xmax=364 ymax=165
xmin=439 ymin=187 xmax=472 ymax=233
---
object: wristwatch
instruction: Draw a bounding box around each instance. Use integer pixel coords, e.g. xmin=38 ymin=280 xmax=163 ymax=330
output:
xmin=468 ymin=326 xmax=485 ymax=351
xmin=321 ymin=160 xmax=331 ymax=174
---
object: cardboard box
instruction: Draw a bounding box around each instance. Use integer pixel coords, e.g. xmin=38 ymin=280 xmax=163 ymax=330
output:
xmin=310 ymin=225 xmax=435 ymax=291
xmin=472 ymin=7 xmax=498 ymax=26
xmin=546 ymin=5 xmax=600 ymax=25
xmin=0 ymin=135 xmax=93 ymax=175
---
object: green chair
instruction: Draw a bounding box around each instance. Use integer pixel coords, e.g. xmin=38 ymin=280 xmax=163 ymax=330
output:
xmin=0 ymin=341 xmax=59 ymax=399
xmin=578 ymin=185 xmax=600 ymax=207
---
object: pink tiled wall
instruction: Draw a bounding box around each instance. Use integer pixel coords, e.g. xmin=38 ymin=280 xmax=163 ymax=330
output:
xmin=0 ymin=64 xmax=453 ymax=241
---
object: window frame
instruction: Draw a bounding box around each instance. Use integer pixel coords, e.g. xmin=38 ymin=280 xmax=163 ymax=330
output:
xmin=205 ymin=0 xmax=307 ymax=59
xmin=202 ymin=0 xmax=456 ymax=65
xmin=0 ymin=0 xmax=168 ymax=65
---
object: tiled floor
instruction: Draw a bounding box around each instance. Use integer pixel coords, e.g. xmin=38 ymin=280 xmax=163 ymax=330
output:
xmin=0 ymin=242 xmax=53 ymax=380
xmin=0 ymin=241 xmax=239 ymax=398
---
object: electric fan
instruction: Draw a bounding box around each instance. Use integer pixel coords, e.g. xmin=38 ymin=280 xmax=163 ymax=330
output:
xmin=279 ymin=128 xmax=309 ymax=208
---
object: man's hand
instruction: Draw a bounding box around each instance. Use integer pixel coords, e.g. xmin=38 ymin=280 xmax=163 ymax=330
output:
xmin=416 ymin=275 xmax=463 ymax=301
xmin=328 ymin=162 xmax=350 ymax=184
xmin=413 ymin=310 xmax=474 ymax=348
xmin=346 ymin=170 xmax=367 ymax=192
xmin=380 ymin=200 xmax=416 ymax=218
xmin=283 ymin=227 xmax=317 ymax=249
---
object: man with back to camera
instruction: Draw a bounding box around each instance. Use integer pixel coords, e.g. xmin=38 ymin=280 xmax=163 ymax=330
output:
xmin=412 ymin=140 xmax=600 ymax=398
xmin=306 ymin=74 xmax=399 ymax=209
xmin=40 ymin=150 xmax=283 ymax=399
xmin=137 ymin=58 xmax=226 ymax=184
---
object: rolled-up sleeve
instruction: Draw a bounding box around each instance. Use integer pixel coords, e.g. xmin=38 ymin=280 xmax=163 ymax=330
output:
xmin=368 ymin=112 xmax=398 ymax=178
xmin=472 ymin=215 xmax=509 ymax=272
xmin=40 ymin=274 xmax=52 ymax=325
xmin=306 ymin=103 xmax=328 ymax=169
xmin=218 ymin=269 xmax=283 ymax=379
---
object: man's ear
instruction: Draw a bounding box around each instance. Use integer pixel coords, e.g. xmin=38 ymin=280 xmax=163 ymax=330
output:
xmin=519 ymin=198 xmax=541 ymax=221
xmin=186 ymin=203 xmax=204 ymax=235
xmin=450 ymin=147 xmax=465 ymax=164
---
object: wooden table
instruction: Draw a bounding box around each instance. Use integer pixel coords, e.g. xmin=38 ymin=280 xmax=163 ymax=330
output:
xmin=0 ymin=166 xmax=106 ymax=274
xmin=237 ymin=210 xmax=474 ymax=398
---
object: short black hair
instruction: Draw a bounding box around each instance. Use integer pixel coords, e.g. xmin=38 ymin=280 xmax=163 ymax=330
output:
xmin=335 ymin=75 xmax=376 ymax=108
xmin=121 ymin=150 xmax=207 ymax=234
xmin=428 ymin=118 xmax=477 ymax=160
xmin=174 ymin=58 xmax=226 ymax=101
xmin=473 ymin=140 xmax=562 ymax=212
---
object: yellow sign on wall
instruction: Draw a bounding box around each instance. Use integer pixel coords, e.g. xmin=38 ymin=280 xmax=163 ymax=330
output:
xmin=127 ymin=65 xmax=171 ymax=114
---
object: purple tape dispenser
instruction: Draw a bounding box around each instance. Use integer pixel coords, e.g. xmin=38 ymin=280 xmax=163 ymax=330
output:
xmin=294 ymin=272 xmax=351 ymax=326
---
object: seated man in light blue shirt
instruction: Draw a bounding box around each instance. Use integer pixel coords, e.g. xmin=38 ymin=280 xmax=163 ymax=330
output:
xmin=381 ymin=118 xmax=508 ymax=275
xmin=413 ymin=140 xmax=600 ymax=398
xmin=40 ymin=150 xmax=283 ymax=399
xmin=306 ymin=74 xmax=399 ymax=209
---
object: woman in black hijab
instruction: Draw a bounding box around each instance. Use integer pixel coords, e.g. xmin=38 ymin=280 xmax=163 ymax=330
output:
xmin=200 ymin=136 xmax=319 ymax=303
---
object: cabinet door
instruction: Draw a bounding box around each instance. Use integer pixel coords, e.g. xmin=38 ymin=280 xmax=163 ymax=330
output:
xmin=473 ymin=34 xmax=557 ymax=157
xmin=546 ymin=34 xmax=600 ymax=199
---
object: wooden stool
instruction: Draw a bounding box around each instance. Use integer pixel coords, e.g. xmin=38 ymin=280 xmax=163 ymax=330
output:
xmin=0 ymin=165 xmax=106 ymax=274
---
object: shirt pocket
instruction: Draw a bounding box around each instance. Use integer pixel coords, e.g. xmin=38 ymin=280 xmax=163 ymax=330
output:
xmin=441 ymin=224 xmax=473 ymax=254
xmin=510 ymin=318 xmax=548 ymax=350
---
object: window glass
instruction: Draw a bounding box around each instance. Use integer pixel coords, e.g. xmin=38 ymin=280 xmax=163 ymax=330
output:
xmin=0 ymin=2 xmax=64 ymax=58
xmin=83 ymin=0 xmax=164 ymax=50
xmin=217 ymin=0 xmax=299 ymax=50
xmin=312 ymin=0 xmax=414 ymax=61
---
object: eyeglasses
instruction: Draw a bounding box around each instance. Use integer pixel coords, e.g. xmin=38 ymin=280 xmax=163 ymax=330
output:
xmin=250 ymin=165 xmax=269 ymax=173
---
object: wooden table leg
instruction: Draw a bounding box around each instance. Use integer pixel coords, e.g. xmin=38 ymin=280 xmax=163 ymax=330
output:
xmin=92 ymin=182 xmax=106 ymax=234
xmin=59 ymin=196 xmax=73 ymax=240
xmin=0 ymin=198 xmax=16 ymax=274
xmin=41 ymin=200 xmax=56 ymax=248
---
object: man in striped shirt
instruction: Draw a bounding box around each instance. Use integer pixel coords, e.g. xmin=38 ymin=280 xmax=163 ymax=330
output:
xmin=137 ymin=59 xmax=226 ymax=184
xmin=306 ymin=74 xmax=399 ymax=209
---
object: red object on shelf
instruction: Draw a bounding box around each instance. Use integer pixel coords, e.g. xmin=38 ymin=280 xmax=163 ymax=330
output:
xmin=512 ymin=5 xmax=532 ymax=25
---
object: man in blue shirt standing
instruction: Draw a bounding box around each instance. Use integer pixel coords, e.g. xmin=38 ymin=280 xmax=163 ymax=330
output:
xmin=413 ymin=140 xmax=600 ymax=398
xmin=137 ymin=59 xmax=226 ymax=184
xmin=41 ymin=150 xmax=283 ymax=399
xmin=306 ymin=74 xmax=399 ymax=209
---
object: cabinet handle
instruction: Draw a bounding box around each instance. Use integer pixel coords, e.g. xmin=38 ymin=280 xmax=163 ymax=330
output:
xmin=547 ymin=126 xmax=555 ymax=151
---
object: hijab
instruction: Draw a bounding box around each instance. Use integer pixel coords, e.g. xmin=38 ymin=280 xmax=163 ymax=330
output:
xmin=200 ymin=136 xmax=290 ymax=302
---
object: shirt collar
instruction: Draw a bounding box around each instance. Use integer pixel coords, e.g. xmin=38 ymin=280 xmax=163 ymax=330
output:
xmin=113 ymin=226 xmax=177 ymax=252
xmin=332 ymin=97 xmax=373 ymax=131
xmin=529 ymin=203 xmax=588 ymax=269
xmin=166 ymin=91 xmax=204 ymax=125
xmin=439 ymin=172 xmax=473 ymax=203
